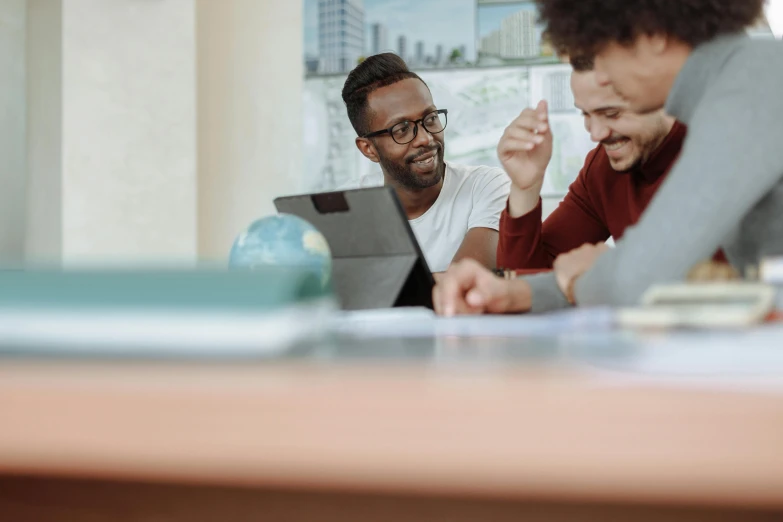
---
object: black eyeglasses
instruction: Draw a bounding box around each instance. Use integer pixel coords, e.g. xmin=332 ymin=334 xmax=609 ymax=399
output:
xmin=362 ymin=109 xmax=448 ymax=145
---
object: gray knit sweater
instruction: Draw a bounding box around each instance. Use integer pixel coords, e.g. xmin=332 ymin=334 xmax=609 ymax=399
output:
xmin=527 ymin=33 xmax=783 ymax=311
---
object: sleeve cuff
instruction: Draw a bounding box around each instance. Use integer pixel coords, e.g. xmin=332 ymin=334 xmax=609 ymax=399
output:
xmin=466 ymin=221 xmax=500 ymax=232
xmin=524 ymin=272 xmax=571 ymax=314
xmin=501 ymin=197 xmax=543 ymax=237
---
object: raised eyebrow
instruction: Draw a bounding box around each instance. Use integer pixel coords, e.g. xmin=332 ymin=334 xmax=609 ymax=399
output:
xmin=386 ymin=107 xmax=438 ymax=128
xmin=593 ymin=106 xmax=623 ymax=115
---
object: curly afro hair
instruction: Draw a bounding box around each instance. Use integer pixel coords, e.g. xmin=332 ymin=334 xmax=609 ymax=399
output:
xmin=535 ymin=0 xmax=765 ymax=58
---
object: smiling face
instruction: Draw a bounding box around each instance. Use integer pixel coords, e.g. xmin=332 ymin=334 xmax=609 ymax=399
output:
xmin=591 ymin=35 xmax=683 ymax=116
xmin=571 ymin=70 xmax=673 ymax=172
xmin=355 ymin=78 xmax=446 ymax=190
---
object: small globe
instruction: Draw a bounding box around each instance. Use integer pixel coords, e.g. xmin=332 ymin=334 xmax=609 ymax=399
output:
xmin=229 ymin=214 xmax=332 ymax=289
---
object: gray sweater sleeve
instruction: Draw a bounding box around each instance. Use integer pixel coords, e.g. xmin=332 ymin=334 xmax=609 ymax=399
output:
xmin=525 ymin=272 xmax=571 ymax=313
xmin=574 ymin=45 xmax=783 ymax=307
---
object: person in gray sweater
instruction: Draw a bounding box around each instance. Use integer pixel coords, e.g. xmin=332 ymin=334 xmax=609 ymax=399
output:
xmin=433 ymin=0 xmax=783 ymax=316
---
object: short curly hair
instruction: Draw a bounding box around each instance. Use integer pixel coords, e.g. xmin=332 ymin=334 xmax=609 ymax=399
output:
xmin=569 ymin=55 xmax=594 ymax=72
xmin=535 ymin=0 xmax=765 ymax=58
xmin=342 ymin=53 xmax=426 ymax=136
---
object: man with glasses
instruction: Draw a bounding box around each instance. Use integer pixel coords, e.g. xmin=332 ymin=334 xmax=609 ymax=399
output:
xmin=342 ymin=53 xmax=510 ymax=273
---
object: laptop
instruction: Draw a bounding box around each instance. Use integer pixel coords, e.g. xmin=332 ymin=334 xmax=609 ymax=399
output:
xmin=274 ymin=187 xmax=435 ymax=310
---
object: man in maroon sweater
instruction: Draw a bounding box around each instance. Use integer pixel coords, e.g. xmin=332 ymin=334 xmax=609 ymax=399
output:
xmin=497 ymin=59 xmax=685 ymax=270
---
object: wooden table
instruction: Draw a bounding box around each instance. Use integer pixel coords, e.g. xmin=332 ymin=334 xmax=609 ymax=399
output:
xmin=1 ymin=359 xmax=783 ymax=521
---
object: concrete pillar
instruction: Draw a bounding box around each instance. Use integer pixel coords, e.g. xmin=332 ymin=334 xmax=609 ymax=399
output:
xmin=0 ymin=0 xmax=27 ymax=263
xmin=26 ymin=0 xmax=197 ymax=265
xmin=22 ymin=0 xmax=303 ymax=265
xmin=25 ymin=0 xmax=62 ymax=262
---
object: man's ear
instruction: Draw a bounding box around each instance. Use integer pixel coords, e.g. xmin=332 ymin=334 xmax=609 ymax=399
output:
xmin=639 ymin=33 xmax=668 ymax=56
xmin=355 ymin=137 xmax=381 ymax=163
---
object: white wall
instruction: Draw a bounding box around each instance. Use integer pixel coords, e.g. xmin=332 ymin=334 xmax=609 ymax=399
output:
xmin=25 ymin=0 xmax=198 ymax=265
xmin=61 ymin=0 xmax=197 ymax=263
xmin=0 ymin=0 xmax=26 ymax=263
xmin=197 ymin=0 xmax=303 ymax=260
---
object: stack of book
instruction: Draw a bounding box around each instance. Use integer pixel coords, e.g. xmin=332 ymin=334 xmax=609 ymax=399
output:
xmin=0 ymin=267 xmax=335 ymax=358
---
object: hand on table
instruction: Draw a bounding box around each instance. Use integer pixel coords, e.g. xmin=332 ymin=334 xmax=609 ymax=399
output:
xmin=553 ymin=243 xmax=610 ymax=304
xmin=433 ymin=259 xmax=528 ymax=317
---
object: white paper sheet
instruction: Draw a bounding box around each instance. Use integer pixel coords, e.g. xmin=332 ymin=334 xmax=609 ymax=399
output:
xmin=335 ymin=307 xmax=615 ymax=338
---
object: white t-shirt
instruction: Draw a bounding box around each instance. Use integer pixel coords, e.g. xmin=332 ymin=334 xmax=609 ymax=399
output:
xmin=360 ymin=162 xmax=511 ymax=272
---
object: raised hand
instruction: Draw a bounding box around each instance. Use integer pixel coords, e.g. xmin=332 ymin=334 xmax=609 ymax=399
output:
xmin=497 ymin=100 xmax=553 ymax=191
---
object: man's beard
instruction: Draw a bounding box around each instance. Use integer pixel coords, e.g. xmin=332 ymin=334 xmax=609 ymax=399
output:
xmin=603 ymin=125 xmax=668 ymax=173
xmin=378 ymin=143 xmax=445 ymax=190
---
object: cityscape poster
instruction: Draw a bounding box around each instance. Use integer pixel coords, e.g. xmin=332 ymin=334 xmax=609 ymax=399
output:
xmin=303 ymin=0 xmax=558 ymax=76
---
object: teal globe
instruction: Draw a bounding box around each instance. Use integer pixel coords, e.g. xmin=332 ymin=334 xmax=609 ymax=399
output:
xmin=229 ymin=214 xmax=332 ymax=289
